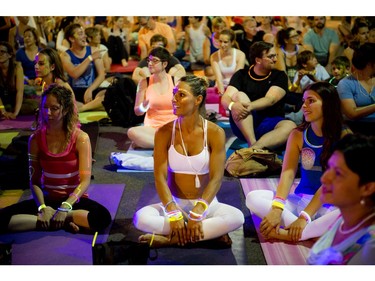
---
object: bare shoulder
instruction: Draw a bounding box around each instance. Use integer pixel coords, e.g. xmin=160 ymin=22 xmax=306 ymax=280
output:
xmin=207 ymin=120 xmax=225 ymax=138
xmin=77 ymin=129 xmax=90 ymax=143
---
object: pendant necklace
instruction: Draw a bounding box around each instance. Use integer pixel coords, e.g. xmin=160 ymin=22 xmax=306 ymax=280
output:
xmin=178 ymin=117 xmax=206 ymax=188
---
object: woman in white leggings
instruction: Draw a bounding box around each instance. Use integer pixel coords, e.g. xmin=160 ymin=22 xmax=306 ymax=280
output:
xmin=246 ymin=82 xmax=351 ymax=242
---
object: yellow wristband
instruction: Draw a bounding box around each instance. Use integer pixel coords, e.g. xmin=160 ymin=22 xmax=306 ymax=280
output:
xmin=272 ymin=201 xmax=285 ymax=210
xmin=38 ymin=204 xmax=47 ymax=212
xmin=0 ymin=105 xmax=4 ymax=109
xmin=228 ymin=101 xmax=234 ymax=111
xmin=88 ymin=55 xmax=93 ymax=62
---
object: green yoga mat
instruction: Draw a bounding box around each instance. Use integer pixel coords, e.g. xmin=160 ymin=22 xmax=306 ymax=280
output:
xmin=78 ymin=111 xmax=108 ymax=124
xmin=0 ymin=132 xmax=19 ymax=150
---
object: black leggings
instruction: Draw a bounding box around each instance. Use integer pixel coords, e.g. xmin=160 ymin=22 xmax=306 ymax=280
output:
xmin=0 ymin=197 xmax=112 ymax=233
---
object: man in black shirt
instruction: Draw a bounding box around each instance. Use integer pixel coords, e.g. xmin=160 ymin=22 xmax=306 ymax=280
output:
xmin=221 ymin=41 xmax=296 ymax=150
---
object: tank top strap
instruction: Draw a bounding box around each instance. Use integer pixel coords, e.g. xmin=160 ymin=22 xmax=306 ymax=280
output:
xmin=203 ymin=117 xmax=208 ymax=148
xmin=171 ymin=119 xmax=177 ymax=145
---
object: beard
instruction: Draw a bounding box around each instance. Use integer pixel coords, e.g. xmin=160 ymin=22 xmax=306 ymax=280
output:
xmin=316 ymin=23 xmax=325 ymax=29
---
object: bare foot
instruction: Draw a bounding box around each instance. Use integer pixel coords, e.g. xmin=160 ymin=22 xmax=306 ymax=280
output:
xmin=121 ymin=59 xmax=128 ymax=67
xmin=65 ymin=222 xmax=80 ymax=233
xmin=138 ymin=233 xmax=171 ymax=248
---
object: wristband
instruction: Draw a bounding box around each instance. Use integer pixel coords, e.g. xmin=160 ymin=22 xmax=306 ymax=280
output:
xmin=57 ymin=207 xmax=71 ymax=212
xmin=228 ymin=101 xmax=234 ymax=111
xmin=272 ymin=200 xmax=285 ymax=210
xmin=164 ymin=200 xmax=176 ymax=211
xmin=139 ymin=102 xmax=150 ymax=113
xmin=299 ymin=210 xmax=312 ymax=224
xmin=88 ymin=55 xmax=93 ymax=62
xmin=195 ymin=198 xmax=209 ymax=211
xmin=38 ymin=204 xmax=47 ymax=212
xmin=0 ymin=105 xmax=4 ymax=109
xmin=61 ymin=201 xmax=73 ymax=210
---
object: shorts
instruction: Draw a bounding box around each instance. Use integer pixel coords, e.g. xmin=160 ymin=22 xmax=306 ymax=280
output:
xmin=229 ymin=112 xmax=285 ymax=142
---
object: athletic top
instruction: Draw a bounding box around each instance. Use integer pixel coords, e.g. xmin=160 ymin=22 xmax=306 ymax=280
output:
xmin=36 ymin=128 xmax=87 ymax=199
xmin=295 ymin=125 xmax=323 ymax=195
xmin=168 ymin=118 xmax=210 ymax=175
xmin=218 ymin=48 xmax=237 ymax=87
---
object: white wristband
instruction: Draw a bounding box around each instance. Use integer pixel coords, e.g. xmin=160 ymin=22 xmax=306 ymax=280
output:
xmin=139 ymin=103 xmax=150 ymax=113
xmin=299 ymin=210 xmax=312 ymax=224
xmin=228 ymin=101 xmax=234 ymax=111
xmin=88 ymin=55 xmax=93 ymax=62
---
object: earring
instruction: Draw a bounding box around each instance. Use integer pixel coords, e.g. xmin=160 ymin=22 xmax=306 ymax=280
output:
xmin=360 ymin=198 xmax=366 ymax=206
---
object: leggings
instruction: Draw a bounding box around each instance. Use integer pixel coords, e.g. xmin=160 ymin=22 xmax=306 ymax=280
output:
xmin=246 ymin=190 xmax=340 ymax=240
xmin=133 ymin=197 xmax=245 ymax=240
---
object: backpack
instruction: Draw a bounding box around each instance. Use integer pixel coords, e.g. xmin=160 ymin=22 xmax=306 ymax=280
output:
xmin=102 ymin=74 xmax=144 ymax=127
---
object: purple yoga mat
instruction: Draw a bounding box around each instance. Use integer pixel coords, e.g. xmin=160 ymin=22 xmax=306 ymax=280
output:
xmin=0 ymin=115 xmax=34 ymax=130
xmin=0 ymin=183 xmax=125 ymax=265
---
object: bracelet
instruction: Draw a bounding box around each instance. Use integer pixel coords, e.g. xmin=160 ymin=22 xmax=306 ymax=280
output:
xmin=88 ymin=55 xmax=93 ymax=62
xmin=164 ymin=200 xmax=176 ymax=211
xmin=166 ymin=210 xmax=183 ymax=222
xmin=57 ymin=207 xmax=71 ymax=212
xmin=139 ymin=102 xmax=150 ymax=113
xmin=299 ymin=210 xmax=312 ymax=224
xmin=271 ymin=200 xmax=285 ymax=210
xmin=228 ymin=101 xmax=234 ymax=111
xmin=61 ymin=201 xmax=73 ymax=210
xmin=188 ymin=211 xmax=205 ymax=221
xmin=69 ymin=193 xmax=80 ymax=203
xmin=38 ymin=204 xmax=47 ymax=212
xmin=195 ymin=198 xmax=209 ymax=212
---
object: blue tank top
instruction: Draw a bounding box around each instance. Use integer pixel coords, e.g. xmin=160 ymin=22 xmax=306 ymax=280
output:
xmin=294 ymin=125 xmax=323 ymax=195
xmin=66 ymin=46 xmax=96 ymax=88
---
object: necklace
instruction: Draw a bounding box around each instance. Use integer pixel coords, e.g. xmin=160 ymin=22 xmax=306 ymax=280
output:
xmin=248 ymin=65 xmax=272 ymax=81
xmin=177 ymin=117 xmax=206 ymax=188
xmin=339 ymin=212 xmax=375 ymax=235
xmin=281 ymin=45 xmax=298 ymax=57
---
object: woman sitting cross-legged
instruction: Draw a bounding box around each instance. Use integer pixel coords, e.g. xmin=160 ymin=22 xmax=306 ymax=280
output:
xmin=0 ymin=85 xmax=111 ymax=234
xmin=133 ymin=75 xmax=244 ymax=247
xmin=246 ymin=82 xmax=351 ymax=242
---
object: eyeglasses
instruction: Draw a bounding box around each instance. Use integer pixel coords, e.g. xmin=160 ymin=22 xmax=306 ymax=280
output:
xmin=264 ymin=54 xmax=277 ymax=60
xmin=146 ymin=58 xmax=162 ymax=65
xmin=0 ymin=50 xmax=8 ymax=55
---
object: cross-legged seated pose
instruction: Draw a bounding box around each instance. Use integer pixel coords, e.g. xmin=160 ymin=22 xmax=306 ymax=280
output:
xmin=133 ymin=75 xmax=244 ymax=247
xmin=0 ymin=85 xmax=111 ymax=234
xmin=246 ymin=82 xmax=351 ymax=242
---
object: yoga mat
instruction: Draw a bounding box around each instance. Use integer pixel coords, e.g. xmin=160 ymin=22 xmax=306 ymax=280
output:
xmin=0 ymin=115 xmax=34 ymax=130
xmin=78 ymin=111 xmax=108 ymax=124
xmin=0 ymin=132 xmax=19 ymax=150
xmin=130 ymin=179 xmax=248 ymax=265
xmin=108 ymin=59 xmax=138 ymax=74
xmin=0 ymin=189 xmax=24 ymax=208
xmin=240 ymin=178 xmax=313 ymax=265
xmin=0 ymin=183 xmax=125 ymax=265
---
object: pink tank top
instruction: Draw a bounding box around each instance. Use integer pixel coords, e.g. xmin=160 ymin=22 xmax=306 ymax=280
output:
xmin=143 ymin=74 xmax=176 ymax=128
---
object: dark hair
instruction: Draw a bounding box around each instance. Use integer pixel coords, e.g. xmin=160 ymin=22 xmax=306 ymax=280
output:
xmin=352 ymin=42 xmax=375 ymax=70
xmin=179 ymin=75 xmax=209 ymax=109
xmin=24 ymin=27 xmax=40 ymax=47
xmin=333 ymin=134 xmax=375 ymax=188
xmin=39 ymin=84 xmax=79 ymax=142
xmin=150 ymin=34 xmax=168 ymax=48
xmin=0 ymin=41 xmax=17 ymax=90
xmin=249 ymin=41 xmax=273 ymax=65
xmin=276 ymin=27 xmax=296 ymax=48
xmin=297 ymin=50 xmax=315 ymax=70
xmin=331 ymin=56 xmax=350 ymax=69
xmin=298 ymin=81 xmax=344 ymax=170
xmin=148 ymin=46 xmax=171 ymax=62
xmin=37 ymin=48 xmax=67 ymax=82
xmin=64 ymin=23 xmax=82 ymax=42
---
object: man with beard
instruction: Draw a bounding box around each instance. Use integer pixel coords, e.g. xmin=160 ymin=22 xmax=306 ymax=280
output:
xmin=221 ymin=41 xmax=296 ymax=150
xmin=303 ymin=16 xmax=340 ymax=69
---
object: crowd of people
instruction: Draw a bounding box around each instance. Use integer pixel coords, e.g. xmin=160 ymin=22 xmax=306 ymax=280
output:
xmin=0 ymin=16 xmax=374 ymax=265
